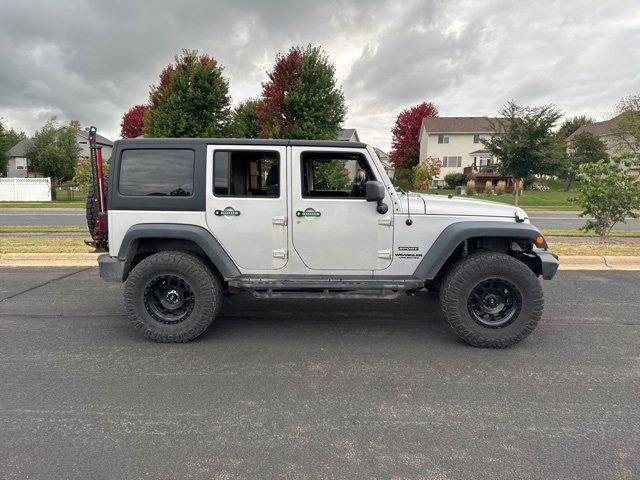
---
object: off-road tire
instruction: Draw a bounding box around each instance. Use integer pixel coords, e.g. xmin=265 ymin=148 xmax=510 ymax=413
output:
xmin=124 ymin=251 xmax=222 ymax=343
xmin=440 ymin=252 xmax=543 ymax=348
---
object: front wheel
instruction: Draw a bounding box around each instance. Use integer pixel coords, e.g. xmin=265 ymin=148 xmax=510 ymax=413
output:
xmin=439 ymin=252 xmax=544 ymax=348
xmin=124 ymin=251 xmax=222 ymax=342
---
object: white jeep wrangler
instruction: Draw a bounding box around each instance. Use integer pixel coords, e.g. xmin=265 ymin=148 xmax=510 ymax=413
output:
xmin=97 ymin=138 xmax=558 ymax=347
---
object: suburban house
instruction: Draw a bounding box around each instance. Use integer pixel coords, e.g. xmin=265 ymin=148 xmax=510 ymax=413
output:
xmin=418 ymin=117 xmax=513 ymax=188
xmin=6 ymin=139 xmax=36 ymax=178
xmin=337 ymin=128 xmax=395 ymax=179
xmin=567 ymin=115 xmax=640 ymax=177
xmin=338 ymin=128 xmax=360 ymax=142
xmin=5 ymin=129 xmax=113 ymax=178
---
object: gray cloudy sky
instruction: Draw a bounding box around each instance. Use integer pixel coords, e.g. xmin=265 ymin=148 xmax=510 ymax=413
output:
xmin=1 ymin=0 xmax=639 ymax=150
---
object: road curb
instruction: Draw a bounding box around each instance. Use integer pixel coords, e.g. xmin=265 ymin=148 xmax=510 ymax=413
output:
xmin=2 ymin=253 xmax=640 ymax=270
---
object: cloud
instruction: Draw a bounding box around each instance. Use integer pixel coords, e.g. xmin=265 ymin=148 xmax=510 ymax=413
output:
xmin=0 ymin=0 xmax=638 ymax=151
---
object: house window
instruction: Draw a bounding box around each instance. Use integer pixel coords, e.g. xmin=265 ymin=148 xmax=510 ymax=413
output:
xmin=15 ymin=158 xmax=27 ymax=170
xmin=442 ymin=156 xmax=462 ymax=168
xmin=119 ymin=149 xmax=195 ymax=196
xmin=213 ymin=150 xmax=280 ymax=197
xmin=438 ymin=134 xmax=449 ymax=144
xmin=474 ymin=133 xmax=490 ymax=143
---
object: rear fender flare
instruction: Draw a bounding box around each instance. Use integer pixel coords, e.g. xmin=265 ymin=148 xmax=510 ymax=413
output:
xmin=117 ymin=224 xmax=241 ymax=279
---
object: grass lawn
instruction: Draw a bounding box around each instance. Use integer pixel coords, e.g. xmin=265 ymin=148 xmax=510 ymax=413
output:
xmin=542 ymin=229 xmax=640 ymax=238
xmin=0 ymin=225 xmax=88 ymax=233
xmin=549 ymin=241 xmax=640 ymax=256
xmin=2 ymin=235 xmax=640 ymax=257
xmin=425 ymin=189 xmax=580 ymax=210
xmin=0 ymin=200 xmax=84 ymax=208
xmin=0 ymin=236 xmax=94 ymax=253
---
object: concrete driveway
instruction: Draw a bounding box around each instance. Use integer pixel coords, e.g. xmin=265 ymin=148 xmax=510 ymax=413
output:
xmin=0 ymin=268 xmax=638 ymax=479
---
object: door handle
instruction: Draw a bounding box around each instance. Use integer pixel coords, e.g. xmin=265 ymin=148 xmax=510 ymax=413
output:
xmin=272 ymin=216 xmax=287 ymax=226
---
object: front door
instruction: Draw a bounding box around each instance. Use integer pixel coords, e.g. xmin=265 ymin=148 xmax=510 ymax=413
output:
xmin=206 ymin=145 xmax=288 ymax=271
xmin=290 ymin=147 xmax=393 ymax=271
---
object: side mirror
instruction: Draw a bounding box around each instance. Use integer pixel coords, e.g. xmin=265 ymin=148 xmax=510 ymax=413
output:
xmin=365 ymin=181 xmax=389 ymax=214
xmin=365 ymin=181 xmax=385 ymax=202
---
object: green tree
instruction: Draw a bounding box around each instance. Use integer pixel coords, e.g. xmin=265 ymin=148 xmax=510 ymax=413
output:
xmin=572 ymin=160 xmax=640 ymax=242
xmin=483 ymin=101 xmax=562 ymax=206
xmin=26 ymin=118 xmax=80 ymax=198
xmin=557 ymin=115 xmax=593 ymax=140
xmin=563 ymin=132 xmax=609 ymax=190
xmin=612 ymin=93 xmax=640 ymax=158
xmin=257 ymin=45 xmax=346 ymax=139
xmin=229 ymin=99 xmax=261 ymax=138
xmin=0 ymin=119 xmax=27 ymax=177
xmin=143 ymin=50 xmax=232 ymax=137
xmin=73 ymin=156 xmax=109 ymax=193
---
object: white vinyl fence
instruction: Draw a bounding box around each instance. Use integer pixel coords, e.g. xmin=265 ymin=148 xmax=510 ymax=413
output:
xmin=0 ymin=177 xmax=52 ymax=201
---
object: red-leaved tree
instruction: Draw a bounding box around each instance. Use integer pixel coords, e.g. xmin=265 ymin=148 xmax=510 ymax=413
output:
xmin=257 ymin=47 xmax=303 ymax=138
xmin=257 ymin=45 xmax=346 ymax=139
xmin=390 ymin=102 xmax=439 ymax=167
xmin=120 ymin=105 xmax=147 ymax=138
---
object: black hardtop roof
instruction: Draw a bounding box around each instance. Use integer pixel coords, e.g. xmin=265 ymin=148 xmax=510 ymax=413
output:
xmin=114 ymin=137 xmax=368 ymax=149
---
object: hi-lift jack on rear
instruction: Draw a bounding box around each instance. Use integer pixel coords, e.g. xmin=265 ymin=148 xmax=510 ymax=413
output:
xmin=84 ymin=126 xmax=108 ymax=252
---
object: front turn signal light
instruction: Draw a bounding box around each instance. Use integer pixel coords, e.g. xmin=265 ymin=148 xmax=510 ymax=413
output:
xmin=535 ymin=236 xmax=544 ymax=246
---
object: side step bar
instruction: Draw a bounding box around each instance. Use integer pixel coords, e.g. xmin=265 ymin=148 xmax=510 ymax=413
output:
xmin=228 ymin=279 xmax=425 ymax=299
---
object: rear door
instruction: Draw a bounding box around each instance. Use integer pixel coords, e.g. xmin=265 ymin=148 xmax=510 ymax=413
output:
xmin=290 ymin=146 xmax=394 ymax=271
xmin=205 ymin=145 xmax=288 ymax=271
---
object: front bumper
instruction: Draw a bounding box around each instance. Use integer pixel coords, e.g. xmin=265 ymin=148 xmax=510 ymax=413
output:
xmin=98 ymin=254 xmax=126 ymax=282
xmin=532 ymin=247 xmax=559 ymax=280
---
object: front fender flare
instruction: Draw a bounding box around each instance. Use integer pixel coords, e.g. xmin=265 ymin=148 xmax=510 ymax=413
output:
xmin=413 ymin=221 xmax=548 ymax=280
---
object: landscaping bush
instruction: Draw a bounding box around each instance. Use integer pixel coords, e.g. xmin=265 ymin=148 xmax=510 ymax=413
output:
xmin=466 ymin=179 xmax=476 ymax=195
xmin=495 ymin=180 xmax=506 ymax=195
xmin=412 ymin=157 xmax=442 ymax=190
xmin=444 ymin=173 xmax=467 ymax=189
xmin=484 ymin=180 xmax=493 ymax=194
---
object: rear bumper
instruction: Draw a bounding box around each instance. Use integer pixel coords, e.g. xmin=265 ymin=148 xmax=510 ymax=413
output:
xmin=532 ymin=247 xmax=559 ymax=280
xmin=98 ymin=254 xmax=126 ymax=282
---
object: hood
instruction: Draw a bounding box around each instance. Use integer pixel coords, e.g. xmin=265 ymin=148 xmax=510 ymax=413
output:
xmin=398 ymin=193 xmax=528 ymax=219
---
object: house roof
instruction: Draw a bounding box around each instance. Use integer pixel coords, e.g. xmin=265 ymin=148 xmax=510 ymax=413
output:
xmin=469 ymin=149 xmax=491 ymax=155
xmin=373 ymin=147 xmax=393 ymax=168
xmin=338 ymin=128 xmax=360 ymax=142
xmin=8 ymin=138 xmax=34 ymax=157
xmin=8 ymin=129 xmax=113 ymax=157
xmin=76 ymin=129 xmax=114 ymax=146
xmin=421 ymin=117 xmax=502 ymax=135
xmin=567 ymin=117 xmax=619 ymax=141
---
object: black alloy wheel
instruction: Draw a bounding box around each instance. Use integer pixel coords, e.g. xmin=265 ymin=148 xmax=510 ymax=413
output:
xmin=144 ymin=274 xmax=195 ymax=324
xmin=467 ymin=278 xmax=522 ymax=328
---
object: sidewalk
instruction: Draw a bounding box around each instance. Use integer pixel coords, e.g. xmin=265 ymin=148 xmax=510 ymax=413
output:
xmin=2 ymin=253 xmax=640 ymax=270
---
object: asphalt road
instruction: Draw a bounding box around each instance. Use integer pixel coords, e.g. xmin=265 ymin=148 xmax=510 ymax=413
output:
xmin=1 ymin=268 xmax=638 ymax=479
xmin=2 ymin=208 xmax=640 ymax=231
xmin=0 ymin=208 xmax=86 ymax=226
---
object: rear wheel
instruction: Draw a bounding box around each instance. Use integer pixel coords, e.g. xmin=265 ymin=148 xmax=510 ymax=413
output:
xmin=124 ymin=251 xmax=222 ymax=342
xmin=439 ymin=252 xmax=543 ymax=348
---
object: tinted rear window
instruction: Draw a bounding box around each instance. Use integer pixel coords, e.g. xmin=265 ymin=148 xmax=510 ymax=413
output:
xmin=119 ymin=149 xmax=195 ymax=196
